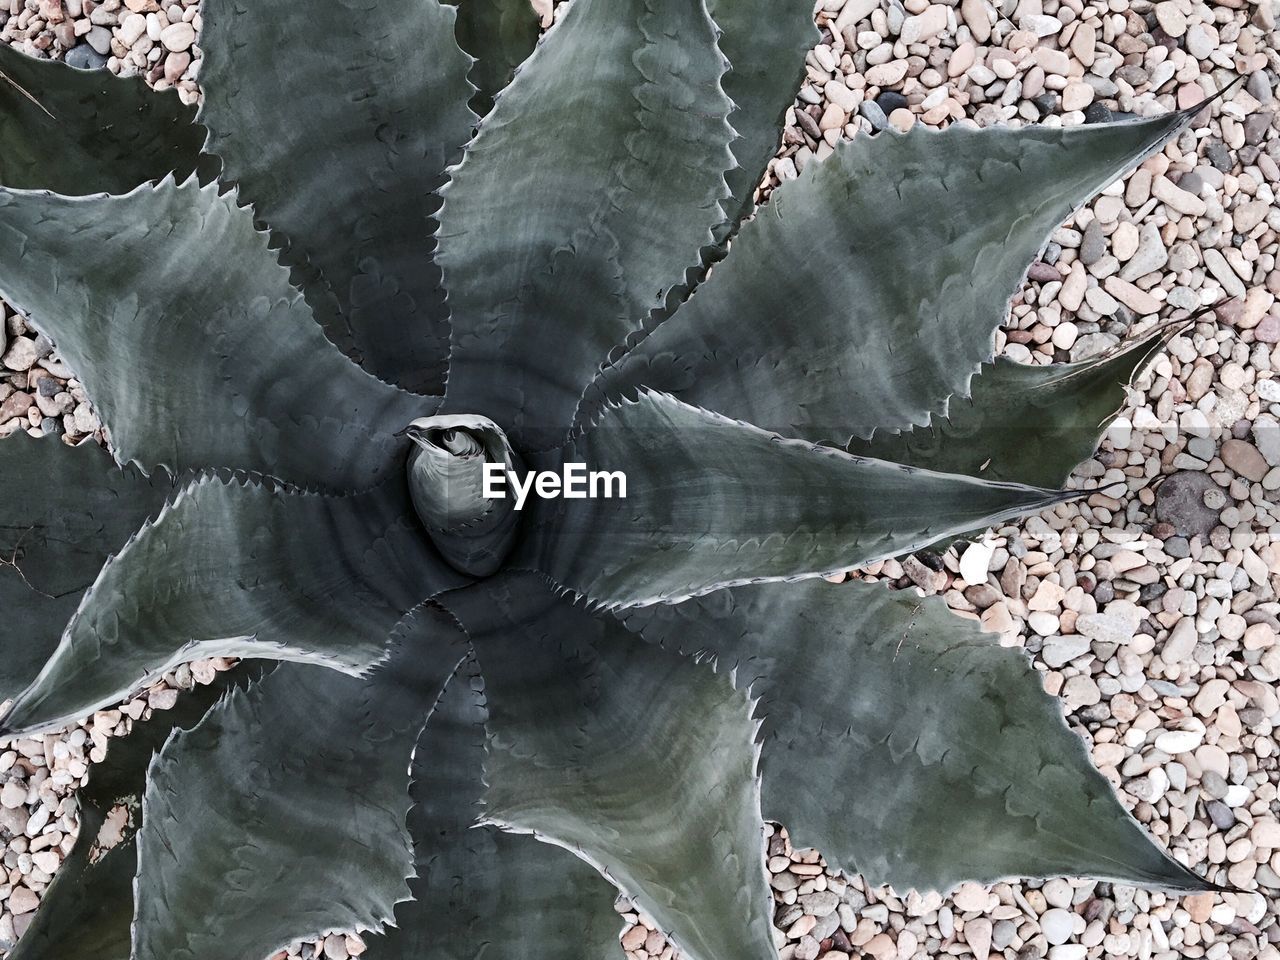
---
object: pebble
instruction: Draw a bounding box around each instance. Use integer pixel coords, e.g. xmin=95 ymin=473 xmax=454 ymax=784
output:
xmin=1041 ymin=908 xmax=1075 ymax=945
xmin=1154 ymin=729 xmax=1204 ymax=754
xmin=1152 ymin=176 xmax=1207 ymax=217
xmin=1102 ymin=277 xmax=1161 ymax=316
xmin=158 ymin=20 xmax=195 ymax=52
xmin=1155 ymin=472 xmax=1223 ymax=538
xmin=1221 ymin=439 xmax=1269 ymax=482
xmin=965 ymin=917 xmax=992 ymax=958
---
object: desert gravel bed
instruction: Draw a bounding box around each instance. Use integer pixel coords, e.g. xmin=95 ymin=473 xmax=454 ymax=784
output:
xmin=2 ymin=0 xmax=1279 ymax=958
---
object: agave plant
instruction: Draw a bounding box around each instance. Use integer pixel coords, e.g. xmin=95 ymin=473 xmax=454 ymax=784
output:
xmin=0 ymin=1 xmax=1219 ymax=957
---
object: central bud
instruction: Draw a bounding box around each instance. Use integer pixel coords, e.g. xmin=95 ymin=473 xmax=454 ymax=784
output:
xmin=405 ymin=415 xmax=521 ymax=577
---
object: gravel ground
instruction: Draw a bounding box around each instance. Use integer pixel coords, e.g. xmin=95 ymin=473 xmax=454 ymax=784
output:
xmin=2 ymin=0 xmax=1279 ymax=959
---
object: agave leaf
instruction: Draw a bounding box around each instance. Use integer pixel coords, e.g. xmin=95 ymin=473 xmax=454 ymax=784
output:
xmin=707 ymin=0 xmax=819 ymax=233
xmin=848 ymin=324 xmax=1176 ymax=487
xmin=132 ymin=610 xmax=468 ymax=960
xmin=0 ymin=436 xmax=172 ymax=701
xmin=366 ymin=654 xmax=623 ymax=959
xmin=440 ymin=574 xmax=776 ymax=960
xmin=624 ymin=578 xmax=1211 ymax=893
xmin=447 ymin=0 xmax=541 ymax=116
xmin=0 ymin=43 xmax=212 ymax=193
xmin=582 ymin=109 xmax=1198 ymax=443
xmin=7 ymin=663 xmax=264 ymax=960
xmin=531 ymin=390 xmax=1074 ymax=608
xmin=198 ymin=0 xmax=476 ymax=393
xmin=0 ymin=178 xmax=427 ymax=488
xmin=437 ymin=0 xmax=736 ymax=449
xmin=0 ymin=474 xmax=467 ymax=736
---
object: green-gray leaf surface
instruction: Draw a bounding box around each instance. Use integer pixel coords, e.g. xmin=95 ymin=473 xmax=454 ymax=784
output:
xmin=582 ymin=111 xmax=1196 ymax=443
xmin=1 ymin=475 xmax=465 ymax=735
xmin=533 ymin=390 xmax=1074 ymax=608
xmin=0 ymin=178 xmax=428 ymax=488
xmin=132 ymin=608 xmax=469 ymax=960
xmin=848 ymin=325 xmax=1176 ymax=487
xmin=707 ymin=0 xmax=818 ymax=233
xmin=624 ymin=579 xmax=1210 ymax=893
xmin=7 ymin=664 xmax=263 ymax=960
xmin=199 ymin=0 xmax=476 ymax=393
xmin=447 ymin=0 xmax=541 ymax=115
xmin=437 ymin=0 xmax=736 ymax=448
xmin=0 ymin=436 xmax=172 ymax=701
xmin=0 ymin=43 xmax=208 ymax=193
xmin=441 ymin=574 xmax=775 ymax=960
xmin=366 ymin=653 xmax=624 ymax=959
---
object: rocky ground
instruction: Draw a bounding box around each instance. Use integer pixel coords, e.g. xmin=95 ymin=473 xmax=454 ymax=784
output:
xmin=2 ymin=0 xmax=1279 ymax=959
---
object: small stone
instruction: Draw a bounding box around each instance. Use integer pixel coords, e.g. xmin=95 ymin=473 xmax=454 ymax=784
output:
xmin=1152 ymin=176 xmax=1207 ymax=217
xmin=1 ymin=781 xmax=26 ymax=809
xmin=621 ymin=927 xmax=647 ymax=951
xmin=1042 ymin=636 xmax=1091 ymax=668
xmin=952 ymin=882 xmax=988 ymax=913
xmin=1155 ymin=1 xmax=1187 ymax=36
xmin=1042 ymin=879 xmax=1072 ymax=908
xmin=800 ymin=890 xmax=840 ymax=917
xmin=1186 ymin=23 xmax=1215 ymax=59
xmin=867 ymin=61 xmax=908 ymax=87
xmin=959 ymin=541 xmax=993 ymax=585
xmin=7 ymin=886 xmax=39 ymax=915
xmin=888 ymin=108 xmax=914 ymax=132
xmin=1103 ymin=276 xmax=1161 ymax=316
xmin=1156 ymin=472 xmax=1222 ymax=538
xmin=1194 ymin=678 xmax=1230 ymax=714
xmin=1080 ymin=220 xmax=1106 ymax=265
xmin=961 ymin=0 xmax=991 ymax=41
xmin=859 ymin=100 xmax=888 ymax=131
xmin=1061 ymin=81 xmax=1093 ymax=112
xmin=1252 ymin=820 xmax=1280 ymax=848
xmin=789 ymin=914 xmax=817 ymax=939
xmin=1075 ymin=600 xmax=1142 ymax=645
xmin=2 ymin=337 xmax=38 ymax=372
xmin=1244 ymin=111 xmax=1271 ymax=145
xmin=164 ymin=50 xmax=192 ymax=83
xmin=1084 ymin=102 xmax=1113 ymax=124
xmin=64 ymin=44 xmax=109 ymax=69
xmin=900 ymin=4 xmax=948 ymax=43
xmin=1040 ymin=908 xmax=1075 ymax=945
xmin=1235 ymin=200 xmax=1269 ymax=234
xmin=159 ymin=20 xmax=196 ymax=52
xmin=866 ymin=933 xmax=898 ymax=959
xmin=86 ymin=24 xmax=112 ymax=54
xmin=947 ymin=42 xmax=975 ymax=78
xmin=118 ymin=11 xmax=147 ymax=44
xmin=0 ymin=390 xmax=32 ymax=424
xmin=1186 ymin=892 xmax=1215 ymax=923
xmin=1205 ymin=249 xmax=1247 ymax=299
xmin=1119 ymin=223 xmax=1167 ymax=281
xmin=1155 ymin=728 xmax=1203 ymax=753
xmin=1205 ymin=799 xmax=1236 ymax=833
xmin=1062 ymin=674 xmax=1100 ymax=707
xmin=1220 ymin=439 xmax=1268 ymax=482
xmin=965 ymin=917 xmax=993 ymax=959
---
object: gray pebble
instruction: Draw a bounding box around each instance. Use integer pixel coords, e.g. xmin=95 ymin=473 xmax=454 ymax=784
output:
xmin=64 ymin=44 xmax=109 ymax=70
xmin=1156 ymin=471 xmax=1223 ymax=538
xmin=1080 ymin=219 xmax=1106 ymax=265
xmin=1206 ymin=799 xmax=1236 ymax=830
xmin=858 ymin=100 xmax=888 ymax=131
